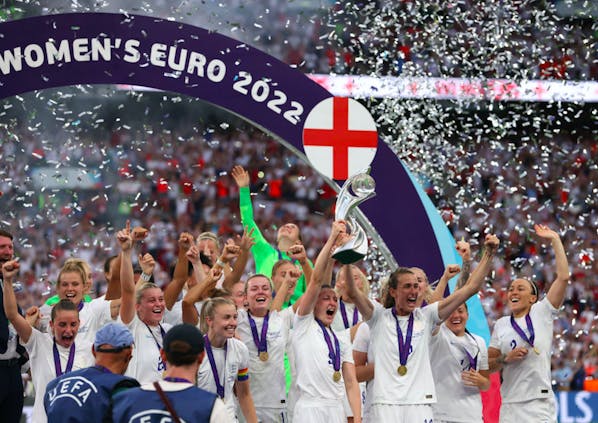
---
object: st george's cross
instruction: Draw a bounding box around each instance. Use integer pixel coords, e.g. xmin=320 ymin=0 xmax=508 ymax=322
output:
xmin=302 ymin=97 xmax=378 ymax=181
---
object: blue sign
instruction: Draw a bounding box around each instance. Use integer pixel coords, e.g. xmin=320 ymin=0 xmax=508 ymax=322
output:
xmin=556 ymin=391 xmax=598 ymax=423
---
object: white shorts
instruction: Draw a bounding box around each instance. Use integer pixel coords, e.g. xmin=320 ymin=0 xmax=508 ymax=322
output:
xmin=500 ymin=397 xmax=556 ymax=423
xmin=293 ymin=398 xmax=345 ymax=423
xmin=365 ymin=403 xmax=434 ymax=423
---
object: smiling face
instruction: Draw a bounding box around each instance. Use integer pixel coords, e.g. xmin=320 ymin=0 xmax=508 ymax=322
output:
xmin=57 ymin=271 xmax=85 ymax=305
xmin=389 ymin=272 xmax=419 ymax=315
xmin=445 ymin=303 xmax=468 ymax=336
xmin=507 ymin=278 xmax=537 ymax=316
xmin=136 ymin=287 xmax=166 ymax=326
xmin=50 ymin=309 xmax=80 ymax=348
xmin=0 ymin=235 xmax=14 ymax=264
xmin=314 ymin=286 xmax=338 ymax=326
xmin=207 ymin=303 xmax=238 ymax=339
xmin=245 ymin=275 xmax=273 ymax=315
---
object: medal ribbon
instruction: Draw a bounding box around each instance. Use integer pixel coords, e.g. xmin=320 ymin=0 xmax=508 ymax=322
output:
xmin=204 ymin=335 xmax=227 ymax=398
xmin=462 ymin=330 xmax=479 ymax=370
xmin=248 ymin=311 xmax=269 ymax=356
xmin=339 ymin=299 xmax=359 ymax=329
xmin=53 ymin=340 xmax=76 ymax=377
xmin=510 ymin=314 xmax=536 ymax=350
xmin=144 ymin=323 xmax=167 ymax=371
xmin=392 ymin=309 xmax=414 ymax=367
xmin=315 ymin=319 xmax=341 ymax=373
xmin=77 ymin=301 xmax=84 ymax=311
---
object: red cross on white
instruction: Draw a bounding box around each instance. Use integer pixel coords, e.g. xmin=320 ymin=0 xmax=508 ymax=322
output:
xmin=302 ymin=97 xmax=378 ymax=181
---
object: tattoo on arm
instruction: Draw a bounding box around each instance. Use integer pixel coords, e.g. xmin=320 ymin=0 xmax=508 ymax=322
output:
xmin=456 ymin=259 xmax=471 ymax=289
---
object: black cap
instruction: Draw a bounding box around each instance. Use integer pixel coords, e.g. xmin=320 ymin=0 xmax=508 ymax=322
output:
xmin=163 ymin=324 xmax=204 ymax=356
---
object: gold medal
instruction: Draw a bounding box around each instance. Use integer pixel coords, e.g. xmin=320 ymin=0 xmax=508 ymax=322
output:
xmin=259 ymin=351 xmax=269 ymax=361
xmin=397 ymin=365 xmax=407 ymax=376
xmin=333 ymin=371 xmax=341 ymax=382
xmin=533 ymin=347 xmax=540 ymax=355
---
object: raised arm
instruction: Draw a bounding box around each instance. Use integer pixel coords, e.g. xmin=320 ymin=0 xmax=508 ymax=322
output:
xmin=2 ymin=261 xmax=32 ymax=343
xmin=428 ymin=264 xmax=461 ymax=305
xmin=181 ymin=266 xmax=222 ymax=325
xmin=288 ymin=243 xmax=313 ymax=291
xmin=344 ymin=258 xmax=374 ymax=322
xmin=535 ymin=224 xmax=570 ymax=309
xmin=117 ymin=222 xmax=136 ymax=325
xmin=270 ymin=266 xmax=300 ymax=312
xmin=220 ymin=238 xmax=244 ymax=292
xmin=455 ymin=239 xmax=472 ymax=289
xmin=297 ymin=221 xmax=345 ymax=317
xmin=105 ymin=225 xmax=149 ymax=300
xmin=164 ymin=233 xmax=195 ymax=310
xmin=437 ymin=233 xmax=499 ymax=321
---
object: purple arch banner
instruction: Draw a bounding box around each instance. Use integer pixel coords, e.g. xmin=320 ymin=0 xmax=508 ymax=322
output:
xmin=0 ymin=13 xmax=478 ymax=331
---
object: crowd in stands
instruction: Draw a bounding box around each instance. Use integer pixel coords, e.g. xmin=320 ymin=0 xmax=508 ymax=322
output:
xmin=1 ymin=114 xmax=595 ymax=392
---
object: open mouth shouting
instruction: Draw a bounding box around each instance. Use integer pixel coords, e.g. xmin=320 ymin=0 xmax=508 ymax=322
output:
xmin=326 ymin=305 xmax=336 ymax=317
xmin=406 ymin=295 xmax=418 ymax=306
xmin=255 ymin=296 xmax=268 ymax=304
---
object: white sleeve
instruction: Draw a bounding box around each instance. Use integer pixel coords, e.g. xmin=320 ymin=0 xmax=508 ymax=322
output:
xmin=210 ymin=397 xmax=235 ymax=423
xmin=352 ymin=322 xmax=370 ymax=353
xmin=339 ymin=329 xmax=354 ymax=365
xmin=292 ymin=312 xmax=312 ymax=337
xmin=478 ymin=337 xmax=489 ymax=371
xmin=365 ymin=301 xmax=384 ymax=329
xmin=488 ymin=320 xmax=502 ymax=350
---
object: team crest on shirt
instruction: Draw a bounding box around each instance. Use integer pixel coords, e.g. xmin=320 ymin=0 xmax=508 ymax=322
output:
xmin=129 ymin=410 xmax=188 ymax=422
xmin=46 ymin=376 xmax=99 ymax=407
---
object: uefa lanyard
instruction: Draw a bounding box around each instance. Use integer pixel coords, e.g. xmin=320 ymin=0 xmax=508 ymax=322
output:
xmin=315 ymin=319 xmax=341 ymax=382
xmin=247 ymin=311 xmax=270 ymax=361
xmin=53 ymin=340 xmax=76 ymax=377
xmin=392 ymin=309 xmax=414 ymax=376
xmin=144 ymin=323 xmax=166 ymax=350
xmin=204 ymin=335 xmax=227 ymax=398
xmin=510 ymin=313 xmax=539 ymax=354
xmin=144 ymin=323 xmax=166 ymax=371
xmin=339 ymin=299 xmax=359 ymax=329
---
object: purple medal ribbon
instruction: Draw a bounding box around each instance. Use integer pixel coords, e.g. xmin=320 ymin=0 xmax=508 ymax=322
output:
xmin=339 ymin=299 xmax=359 ymax=329
xmin=462 ymin=330 xmax=479 ymax=370
xmin=392 ymin=309 xmax=414 ymax=367
xmin=510 ymin=314 xmax=536 ymax=350
xmin=144 ymin=323 xmax=167 ymax=372
xmin=315 ymin=319 xmax=341 ymax=373
xmin=53 ymin=340 xmax=76 ymax=377
xmin=247 ymin=311 xmax=269 ymax=356
xmin=77 ymin=301 xmax=84 ymax=311
xmin=204 ymin=335 xmax=226 ymax=398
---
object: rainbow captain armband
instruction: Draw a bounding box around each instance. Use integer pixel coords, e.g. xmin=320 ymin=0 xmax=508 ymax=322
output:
xmin=237 ymin=367 xmax=249 ymax=381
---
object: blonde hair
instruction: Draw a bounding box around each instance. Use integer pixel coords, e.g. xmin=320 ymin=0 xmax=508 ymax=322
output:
xmin=199 ymin=297 xmax=235 ymax=334
xmin=135 ymin=282 xmax=162 ymax=304
xmin=335 ymin=264 xmax=370 ymax=297
xmin=197 ymin=232 xmax=221 ymax=250
xmin=57 ymin=260 xmax=89 ymax=288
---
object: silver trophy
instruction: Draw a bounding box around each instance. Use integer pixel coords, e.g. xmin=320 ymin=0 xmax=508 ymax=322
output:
xmin=331 ymin=173 xmax=376 ymax=264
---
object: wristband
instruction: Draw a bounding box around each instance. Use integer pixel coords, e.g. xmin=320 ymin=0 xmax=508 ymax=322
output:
xmin=140 ymin=272 xmax=152 ymax=282
xmin=216 ymin=259 xmax=226 ymax=268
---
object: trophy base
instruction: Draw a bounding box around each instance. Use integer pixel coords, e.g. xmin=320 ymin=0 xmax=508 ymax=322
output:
xmin=332 ymin=248 xmax=366 ymax=265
